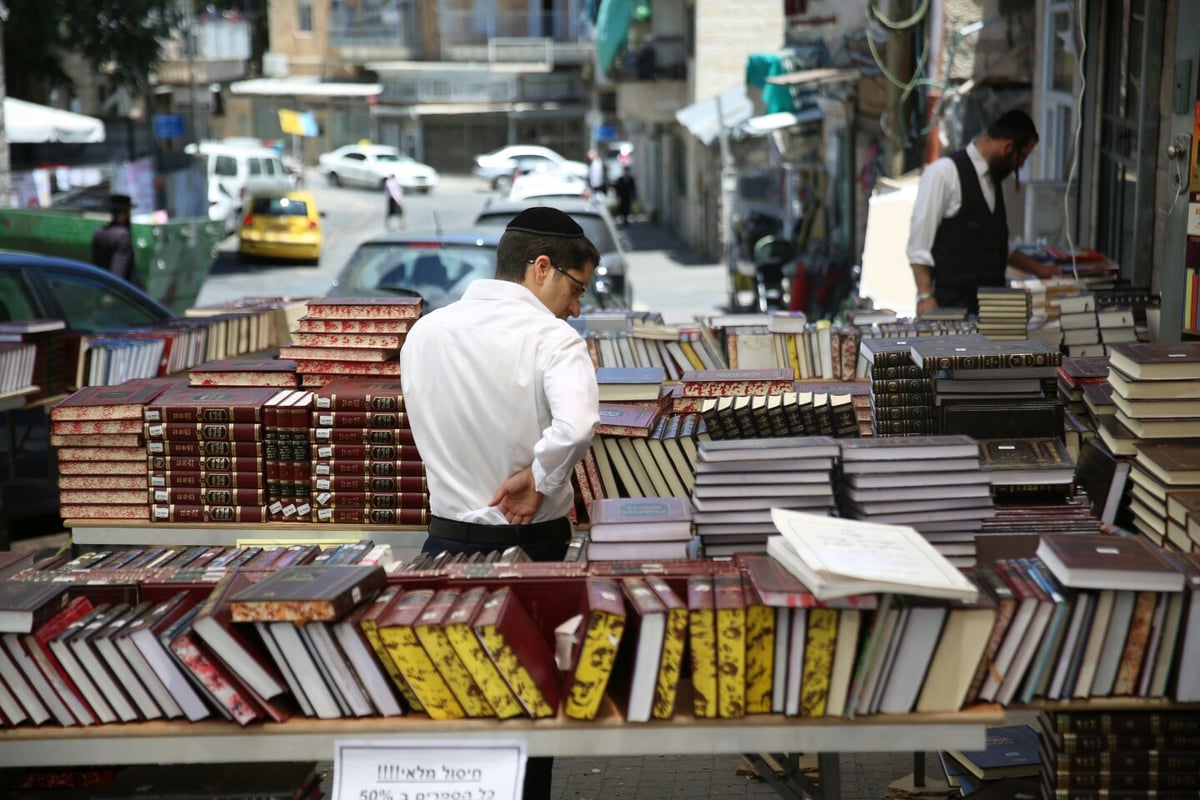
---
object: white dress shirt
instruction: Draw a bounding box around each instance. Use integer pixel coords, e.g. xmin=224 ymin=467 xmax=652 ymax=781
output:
xmin=399 ymin=279 xmax=599 ymax=525
xmin=906 ymin=142 xmax=1004 ymax=267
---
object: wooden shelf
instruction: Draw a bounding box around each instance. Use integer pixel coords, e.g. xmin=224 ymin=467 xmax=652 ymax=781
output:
xmin=0 ymin=704 xmax=1003 ymax=767
xmin=67 ymin=522 xmax=428 ymax=556
xmin=1020 ymin=698 xmax=1200 ymax=711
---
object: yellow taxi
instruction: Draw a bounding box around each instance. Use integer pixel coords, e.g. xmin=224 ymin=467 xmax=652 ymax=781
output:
xmin=238 ymin=190 xmax=322 ymax=263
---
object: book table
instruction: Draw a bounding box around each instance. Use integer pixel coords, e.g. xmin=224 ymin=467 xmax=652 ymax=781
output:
xmin=0 ymin=705 xmax=1002 ymax=800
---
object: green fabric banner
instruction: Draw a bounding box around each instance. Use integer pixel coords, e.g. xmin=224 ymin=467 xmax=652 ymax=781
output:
xmin=595 ymin=0 xmax=635 ymax=71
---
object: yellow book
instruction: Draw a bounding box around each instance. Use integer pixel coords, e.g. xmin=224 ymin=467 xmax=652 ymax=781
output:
xmin=798 ymin=607 xmax=839 ymax=717
xmin=784 ymin=334 xmax=801 ymax=379
xmin=357 ymin=588 xmax=423 ymax=712
xmin=472 ymin=587 xmax=560 ymax=718
xmin=646 ymin=576 xmax=687 ymax=719
xmin=687 ymin=575 xmax=718 ymax=718
xmin=741 ymin=576 xmax=775 ymax=714
xmin=678 ymin=340 xmax=705 ymax=370
xmin=564 ymin=578 xmax=627 ymax=720
xmin=376 ymin=589 xmax=465 ymax=720
xmin=414 ymin=589 xmax=495 ymax=718
xmin=714 ymin=574 xmax=746 ymax=718
xmin=443 ymin=587 xmax=524 ymax=720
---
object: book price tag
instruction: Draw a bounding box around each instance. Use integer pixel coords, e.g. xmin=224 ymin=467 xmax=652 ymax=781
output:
xmin=332 ymin=739 xmax=525 ymax=800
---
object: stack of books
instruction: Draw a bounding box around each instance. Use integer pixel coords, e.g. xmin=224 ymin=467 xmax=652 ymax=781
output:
xmin=909 ymin=335 xmax=1062 ymax=439
xmin=941 ymin=723 xmax=1041 ymax=798
xmin=699 ymin=389 xmax=858 ymax=440
xmin=186 ymin=296 xmax=310 ymax=352
xmin=0 ymin=319 xmax=66 ymax=399
xmin=1128 ymin=441 xmax=1200 ymax=552
xmin=51 ymin=380 xmax=176 ymax=521
xmin=979 ymin=437 xmax=1076 ymax=500
xmin=1167 ymin=489 xmax=1200 ymax=554
xmin=858 ymin=337 xmax=934 ymax=436
xmin=691 ymin=436 xmax=838 ymax=556
xmin=145 ymin=385 xmax=283 ymax=523
xmin=263 ymin=389 xmax=315 ymax=521
xmin=1058 ymin=293 xmax=1142 ymax=357
xmin=1015 ymin=274 xmax=1083 ymax=326
xmin=976 ymin=286 xmax=1030 ymax=340
xmin=585 ymin=497 xmax=694 ymax=561
xmin=1100 ymin=341 xmax=1200 ymax=459
xmin=285 ymin=297 xmax=420 ymax=388
xmin=591 ymin=389 xmax=694 ymax=501
xmin=1056 ymin=355 xmax=1108 ymax=426
xmin=835 ymin=436 xmax=994 ymax=567
xmin=75 ymin=334 xmax=167 ymax=388
xmin=309 ymin=378 xmax=428 ymax=526
xmin=0 ymin=340 xmax=36 ymax=397
xmin=1036 ymin=710 xmax=1200 ymax=799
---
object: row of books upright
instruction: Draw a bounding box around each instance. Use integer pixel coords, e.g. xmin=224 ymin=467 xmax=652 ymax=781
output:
xmin=0 ymin=318 xmax=67 ymax=400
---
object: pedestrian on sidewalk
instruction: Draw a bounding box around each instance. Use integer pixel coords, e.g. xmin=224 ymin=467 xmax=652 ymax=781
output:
xmin=384 ymin=175 xmax=405 ymax=230
xmin=587 ymin=148 xmax=607 ymax=199
xmin=614 ymin=166 xmax=637 ymax=224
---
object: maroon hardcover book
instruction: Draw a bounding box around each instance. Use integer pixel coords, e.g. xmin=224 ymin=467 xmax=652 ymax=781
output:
xmin=189 ymin=572 xmax=287 ymax=705
xmin=50 ymin=383 xmax=173 ymax=422
xmin=303 ymin=297 xmax=421 ymax=320
xmin=472 ymin=586 xmax=561 ymax=718
xmin=309 ymin=428 xmax=417 ymax=446
xmin=309 ymin=491 xmax=428 ymax=509
xmin=310 ymin=410 xmax=409 ymax=429
xmin=291 ymin=331 xmax=407 ymax=349
xmin=313 ymin=507 xmax=430 ymax=525
xmin=147 ymin=455 xmax=265 ymax=473
xmin=680 ymin=368 xmax=795 ymax=397
xmin=293 ymin=359 xmax=400 ymax=377
xmin=144 ymin=386 xmax=286 ymax=424
xmin=144 ymin=422 xmax=264 ymax=442
xmin=167 ymin=624 xmax=260 ymax=726
xmin=312 ymin=378 xmax=405 ymax=412
xmin=311 ymin=443 xmax=422 ymax=462
xmin=149 ymin=487 xmax=267 ymax=506
xmin=594 ymin=401 xmax=663 ymax=437
xmin=1035 ymin=534 xmax=1184 ymax=591
xmin=147 ymin=471 xmax=263 ymax=489
xmin=51 ymin=419 xmax=144 ymax=436
xmin=309 ymin=475 xmax=427 ymax=494
xmin=310 ymin=457 xmax=424 ymax=477
xmin=146 ymin=439 xmax=264 ymax=458
xmin=151 ymin=504 xmax=269 ymax=524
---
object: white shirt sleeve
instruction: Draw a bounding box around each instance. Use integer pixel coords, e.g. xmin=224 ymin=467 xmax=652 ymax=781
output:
xmin=906 ymin=158 xmax=958 ymax=267
xmin=531 ymin=332 xmax=599 ymax=496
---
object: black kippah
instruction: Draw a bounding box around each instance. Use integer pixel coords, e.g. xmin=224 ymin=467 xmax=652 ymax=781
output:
xmin=504 ymin=206 xmax=585 ymax=239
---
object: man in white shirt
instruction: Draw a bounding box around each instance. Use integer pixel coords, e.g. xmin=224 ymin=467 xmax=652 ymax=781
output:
xmin=587 ymin=148 xmax=607 ymax=197
xmin=400 ymin=206 xmax=600 ymax=562
xmin=907 ymin=109 xmax=1059 ymax=315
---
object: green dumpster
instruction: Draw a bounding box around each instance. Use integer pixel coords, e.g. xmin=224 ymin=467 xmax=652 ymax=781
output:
xmin=0 ymin=208 xmax=222 ymax=314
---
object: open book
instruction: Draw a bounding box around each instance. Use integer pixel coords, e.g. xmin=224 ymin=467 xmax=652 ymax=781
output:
xmin=766 ymin=509 xmax=979 ymax=602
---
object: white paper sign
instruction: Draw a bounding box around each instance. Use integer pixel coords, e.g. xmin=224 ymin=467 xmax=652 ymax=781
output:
xmin=332 ymin=739 xmax=526 ymax=800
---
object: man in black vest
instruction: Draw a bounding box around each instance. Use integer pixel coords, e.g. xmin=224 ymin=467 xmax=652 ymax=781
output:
xmin=91 ymin=194 xmax=138 ymax=287
xmin=907 ymin=110 xmax=1058 ymax=315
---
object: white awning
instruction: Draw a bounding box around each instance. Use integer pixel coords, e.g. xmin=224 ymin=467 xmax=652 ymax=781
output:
xmin=740 ymin=107 xmax=824 ymax=136
xmin=674 ymin=87 xmax=754 ymax=146
xmin=4 ymin=98 xmax=105 ymax=144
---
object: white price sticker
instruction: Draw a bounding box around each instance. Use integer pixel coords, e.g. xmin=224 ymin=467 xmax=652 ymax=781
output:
xmin=332 ymin=740 xmax=525 ymax=800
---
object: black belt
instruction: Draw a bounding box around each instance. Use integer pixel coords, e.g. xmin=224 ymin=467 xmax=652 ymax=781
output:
xmin=427 ymin=515 xmax=571 ymax=545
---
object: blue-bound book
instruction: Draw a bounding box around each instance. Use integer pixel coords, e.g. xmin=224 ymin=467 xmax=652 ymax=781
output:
xmin=946 ymin=723 xmax=1042 ymax=781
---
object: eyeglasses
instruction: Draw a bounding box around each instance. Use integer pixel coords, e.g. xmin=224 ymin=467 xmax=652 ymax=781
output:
xmin=529 ymin=258 xmax=588 ymax=299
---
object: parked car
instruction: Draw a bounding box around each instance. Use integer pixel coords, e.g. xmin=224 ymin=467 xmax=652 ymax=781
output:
xmin=472 ymin=145 xmax=588 ymax=192
xmin=508 ymin=165 xmax=590 ymax=202
xmin=0 ymin=251 xmax=175 ymax=334
xmin=473 ymin=198 xmax=632 ymax=309
xmin=238 ymin=191 xmax=322 ymax=263
xmin=327 ymin=231 xmax=502 ymax=313
xmin=209 ymin=181 xmax=241 ymax=237
xmin=317 ymin=144 xmax=439 ymax=193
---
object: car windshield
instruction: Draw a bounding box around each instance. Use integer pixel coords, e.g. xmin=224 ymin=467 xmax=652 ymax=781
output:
xmin=475 ymin=212 xmax=617 ymax=253
xmin=251 ymin=196 xmax=308 ymax=216
xmin=332 ymin=243 xmax=497 ymax=310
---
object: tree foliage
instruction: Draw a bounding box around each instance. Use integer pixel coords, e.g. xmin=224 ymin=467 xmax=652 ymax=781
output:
xmin=3 ymin=0 xmax=185 ymax=99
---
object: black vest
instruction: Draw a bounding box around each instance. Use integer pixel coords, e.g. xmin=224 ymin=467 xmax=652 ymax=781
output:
xmin=929 ymin=149 xmax=1008 ymax=311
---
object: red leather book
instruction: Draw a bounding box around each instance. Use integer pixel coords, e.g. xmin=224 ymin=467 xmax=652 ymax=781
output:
xmin=313 ymin=377 xmax=405 ymax=411
xmin=51 ymin=419 xmax=144 ymax=436
xmin=24 ymin=596 xmax=98 ymax=724
xmin=146 ymin=439 xmax=264 ymax=457
xmin=151 ymin=504 xmax=269 ymax=524
xmin=680 ymin=368 xmax=795 ymax=397
xmin=57 ymin=445 xmax=146 ymax=462
xmin=310 ymin=428 xmax=417 ymax=446
xmin=50 ymin=382 xmax=172 ymax=422
xmin=187 ymin=358 xmax=298 ymax=388
xmin=472 ymin=586 xmax=561 ymax=718
xmin=58 ymin=475 xmax=146 ymax=491
xmin=189 ymin=571 xmax=286 ymax=704
xmin=308 ymin=475 xmax=427 ymax=494
xmin=144 ymin=386 xmax=286 ymax=424
xmin=229 ymin=564 xmax=386 ymax=623
xmin=310 ymin=456 xmax=424 ymax=477
xmin=167 ymin=622 xmax=261 ymax=726
xmin=49 ymin=432 xmax=144 ymax=448
xmin=150 ymin=487 xmax=267 ymax=506
xmin=297 ymin=316 xmax=413 ymax=334
xmin=308 ymin=491 xmax=428 ymax=510
xmin=313 ymin=507 xmax=430 ymax=525
xmin=147 ymin=455 xmax=265 ymax=473
xmin=58 ymin=489 xmax=146 ymax=506
xmin=312 ymin=442 xmax=422 ymax=461
xmin=144 ymin=422 xmax=264 ymax=442
xmin=310 ymin=410 xmax=410 ymax=429
xmin=294 ymin=359 xmax=400 ymax=377
xmin=148 ymin=471 xmax=263 ymax=489
xmin=291 ymin=331 xmax=407 ymax=349
xmin=303 ymin=297 xmax=421 ymax=320
xmin=278 ymin=345 xmax=394 ymax=362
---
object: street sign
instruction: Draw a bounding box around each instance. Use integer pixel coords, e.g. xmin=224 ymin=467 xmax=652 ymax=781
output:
xmin=153 ymin=113 xmax=186 ymax=140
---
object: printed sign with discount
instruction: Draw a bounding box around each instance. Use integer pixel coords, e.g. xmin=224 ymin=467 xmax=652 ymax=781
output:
xmin=332 ymin=740 xmax=526 ymax=800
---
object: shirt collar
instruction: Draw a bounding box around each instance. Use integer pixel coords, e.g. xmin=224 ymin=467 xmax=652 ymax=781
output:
xmin=462 ymin=278 xmax=553 ymax=316
xmin=966 ymin=141 xmax=992 ymax=181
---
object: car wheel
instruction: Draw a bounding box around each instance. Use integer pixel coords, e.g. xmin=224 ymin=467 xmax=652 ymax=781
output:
xmin=327 ymin=172 xmax=341 ymax=187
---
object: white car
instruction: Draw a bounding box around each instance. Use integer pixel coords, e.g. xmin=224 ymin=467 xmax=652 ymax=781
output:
xmin=507 ymin=165 xmax=590 ymax=202
xmin=317 ymin=144 xmax=439 ymax=193
xmin=472 ymin=145 xmax=588 ymax=192
xmin=208 ymin=180 xmax=241 ymax=237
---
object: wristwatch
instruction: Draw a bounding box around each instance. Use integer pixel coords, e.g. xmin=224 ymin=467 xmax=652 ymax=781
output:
xmin=916 ymin=292 xmax=934 ymax=302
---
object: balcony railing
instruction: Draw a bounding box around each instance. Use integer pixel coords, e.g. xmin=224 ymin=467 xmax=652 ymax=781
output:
xmin=329 ymin=1 xmax=420 ymax=51
xmin=437 ymin=8 xmax=585 ymax=45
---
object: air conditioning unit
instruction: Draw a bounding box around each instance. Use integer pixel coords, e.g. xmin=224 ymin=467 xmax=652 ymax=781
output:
xmin=262 ymin=52 xmax=290 ymax=78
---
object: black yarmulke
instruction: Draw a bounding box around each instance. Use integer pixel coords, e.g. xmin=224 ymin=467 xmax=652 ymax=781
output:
xmin=504 ymin=206 xmax=585 ymax=239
